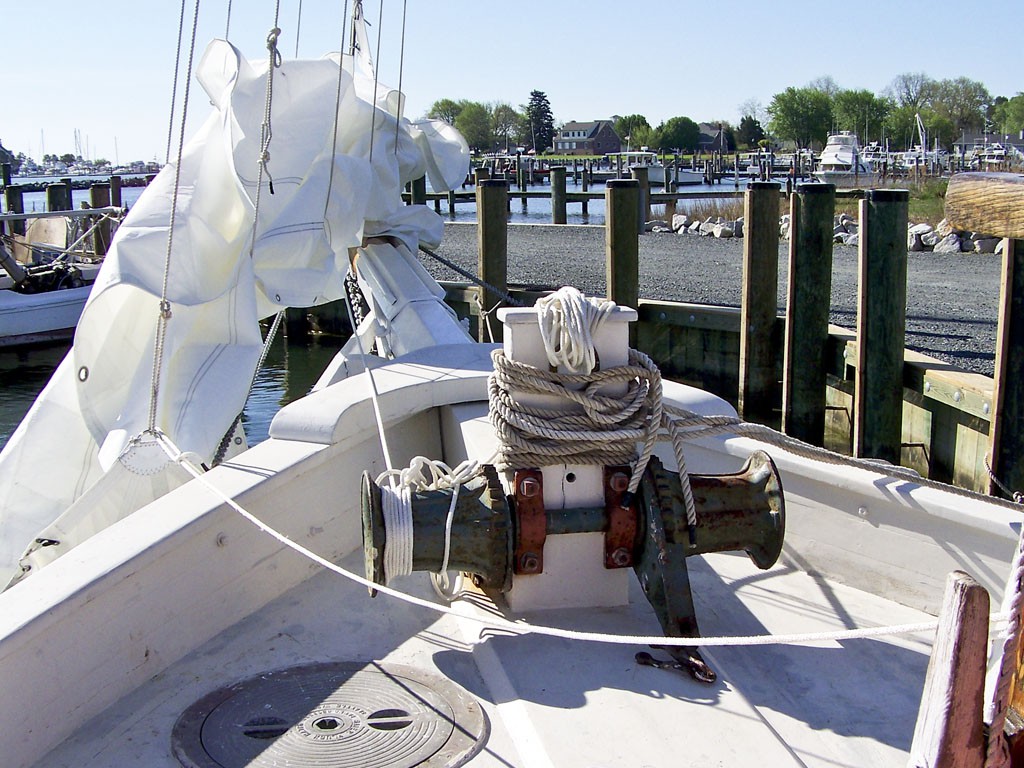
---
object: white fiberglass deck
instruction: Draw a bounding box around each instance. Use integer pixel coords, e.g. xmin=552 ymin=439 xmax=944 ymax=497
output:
xmin=37 ymin=544 xmax=933 ymax=768
xmin=4 ymin=344 xmax=1016 ymax=768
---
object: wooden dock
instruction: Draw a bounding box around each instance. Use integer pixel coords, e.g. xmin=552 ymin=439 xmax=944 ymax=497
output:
xmin=429 ymin=174 xmax=1024 ymax=499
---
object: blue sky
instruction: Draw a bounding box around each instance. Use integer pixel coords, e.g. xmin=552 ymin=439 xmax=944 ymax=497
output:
xmin=2 ymin=0 xmax=1020 ymax=164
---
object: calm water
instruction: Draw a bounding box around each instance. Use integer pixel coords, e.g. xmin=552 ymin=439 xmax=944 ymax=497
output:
xmin=0 ymin=334 xmax=342 ymax=453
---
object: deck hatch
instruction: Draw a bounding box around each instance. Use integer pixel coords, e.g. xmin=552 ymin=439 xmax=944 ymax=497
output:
xmin=172 ymin=661 xmax=488 ymax=767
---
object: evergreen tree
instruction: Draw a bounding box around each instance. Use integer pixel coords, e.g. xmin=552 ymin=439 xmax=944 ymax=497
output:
xmin=525 ymin=90 xmax=555 ymax=153
xmin=736 ymin=115 xmax=765 ymax=148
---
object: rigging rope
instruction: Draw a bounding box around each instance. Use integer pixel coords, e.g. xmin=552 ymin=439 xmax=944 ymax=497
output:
xmin=985 ymin=453 xmax=1024 ymax=504
xmin=418 ymin=244 xmax=525 ymax=308
xmin=211 ymin=310 xmax=286 ymax=466
xmin=367 ymin=0 xmax=385 ymax=165
xmin=147 ymin=0 xmax=201 ymax=434
xmin=165 ymin=0 xmax=188 ymax=166
xmin=322 ymin=0 xmax=351 ymax=222
xmin=985 ymin=508 xmax=1024 ymax=765
xmin=393 ymin=0 xmax=407 ymax=155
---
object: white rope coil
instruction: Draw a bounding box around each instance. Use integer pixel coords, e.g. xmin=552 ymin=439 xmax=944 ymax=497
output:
xmin=374 ymin=457 xmax=481 ymax=585
xmin=535 ymin=286 xmax=615 ymax=374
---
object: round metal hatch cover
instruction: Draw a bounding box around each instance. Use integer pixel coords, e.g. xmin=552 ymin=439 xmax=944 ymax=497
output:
xmin=172 ymin=661 xmax=488 ymax=768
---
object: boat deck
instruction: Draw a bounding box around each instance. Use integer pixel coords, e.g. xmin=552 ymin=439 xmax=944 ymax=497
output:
xmin=37 ymin=545 xmax=933 ymax=767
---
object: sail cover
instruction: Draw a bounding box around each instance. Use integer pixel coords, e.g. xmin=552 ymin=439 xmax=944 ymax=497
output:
xmin=0 ymin=38 xmax=469 ymax=585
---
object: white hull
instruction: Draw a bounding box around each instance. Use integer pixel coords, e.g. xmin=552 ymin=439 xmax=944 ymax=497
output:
xmin=0 ymin=343 xmax=1017 ymax=767
xmin=813 ymin=169 xmax=881 ymax=187
xmin=0 ymin=285 xmax=93 ymax=347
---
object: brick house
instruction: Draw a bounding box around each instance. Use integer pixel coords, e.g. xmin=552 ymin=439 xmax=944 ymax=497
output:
xmin=553 ymin=120 xmax=622 ymax=155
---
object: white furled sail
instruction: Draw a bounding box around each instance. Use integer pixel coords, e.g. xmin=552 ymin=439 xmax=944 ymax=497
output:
xmin=0 ymin=35 xmax=470 ymax=586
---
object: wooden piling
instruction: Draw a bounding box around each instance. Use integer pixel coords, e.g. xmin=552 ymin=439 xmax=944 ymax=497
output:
xmin=605 ymin=179 xmax=639 ymax=312
xmin=907 ymin=571 xmax=988 ymax=768
xmin=410 ymin=176 xmax=427 ymax=206
xmin=476 ymin=179 xmax=508 ymax=342
xmin=782 ymin=183 xmax=836 ymax=443
xmin=988 ymin=238 xmax=1024 ymax=498
xmin=630 ymin=165 xmax=650 ymax=233
xmin=4 ymin=186 xmax=25 ymax=236
xmin=89 ymin=183 xmax=112 ymax=256
xmin=109 ymin=175 xmax=122 ymax=207
xmin=550 ymin=166 xmax=567 ymax=225
xmin=473 ymin=166 xmax=490 ymax=185
xmin=1 ymin=163 xmax=10 ymax=187
xmin=854 ymin=189 xmax=909 ymax=463
xmin=581 ymin=164 xmax=589 ymax=216
xmin=738 ymin=182 xmax=781 ymax=427
xmin=46 ymin=183 xmax=71 ymax=213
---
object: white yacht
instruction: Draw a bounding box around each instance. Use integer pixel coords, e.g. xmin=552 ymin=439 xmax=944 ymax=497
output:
xmin=813 ymin=131 xmax=879 ymax=186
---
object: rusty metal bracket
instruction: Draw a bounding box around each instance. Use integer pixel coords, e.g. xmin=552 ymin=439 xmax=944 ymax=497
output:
xmin=513 ymin=468 xmax=546 ymax=574
xmin=603 ymin=465 xmax=638 ymax=568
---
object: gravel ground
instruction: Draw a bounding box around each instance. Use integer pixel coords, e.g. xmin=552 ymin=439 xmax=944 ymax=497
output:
xmin=426 ymin=222 xmax=1002 ymax=377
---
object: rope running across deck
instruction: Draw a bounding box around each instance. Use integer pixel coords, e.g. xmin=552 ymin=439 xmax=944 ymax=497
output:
xmin=154 ymin=431 xmax=1010 ymax=650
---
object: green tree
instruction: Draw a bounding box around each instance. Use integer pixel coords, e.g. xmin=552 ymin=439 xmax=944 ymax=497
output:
xmin=427 ymin=98 xmax=462 ymax=124
xmin=655 ymin=116 xmax=701 ymax=152
xmin=930 ymin=77 xmax=991 ymax=137
xmin=59 ymin=153 xmax=77 ymax=165
xmin=832 ymin=89 xmax=891 ymax=143
xmin=767 ymin=87 xmax=833 ymax=148
xmin=490 ymin=103 xmax=520 ymax=152
xmin=613 ymin=114 xmax=650 ymax=149
xmin=454 ymin=101 xmax=493 ymax=152
xmin=883 ymin=104 xmax=920 ymax=149
xmin=525 ymin=90 xmax=555 ymax=153
xmin=736 ymin=115 xmax=765 ymax=148
xmin=994 ymin=93 xmax=1024 ymax=135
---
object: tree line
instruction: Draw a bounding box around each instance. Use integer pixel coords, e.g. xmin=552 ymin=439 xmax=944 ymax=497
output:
xmin=428 ymin=91 xmax=556 ymax=154
xmin=759 ymin=73 xmax=1023 ymax=151
xmin=428 ymin=72 xmax=1023 ymax=155
xmin=427 ymin=92 xmax=730 ymax=155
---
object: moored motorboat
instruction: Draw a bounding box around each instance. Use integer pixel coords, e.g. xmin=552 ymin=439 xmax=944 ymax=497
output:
xmin=0 ymin=207 xmax=122 ymax=347
xmin=813 ymin=131 xmax=879 ymax=186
